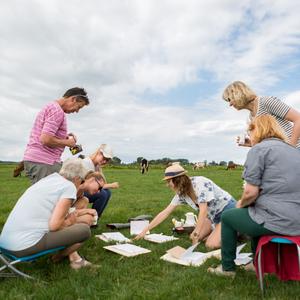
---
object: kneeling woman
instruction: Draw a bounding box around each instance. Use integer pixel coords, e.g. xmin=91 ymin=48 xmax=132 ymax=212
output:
xmin=0 ymin=158 xmax=103 ymax=270
xmin=135 ymin=164 xmax=236 ymax=249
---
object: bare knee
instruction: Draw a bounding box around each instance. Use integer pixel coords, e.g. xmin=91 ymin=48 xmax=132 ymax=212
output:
xmin=205 ymin=238 xmax=221 ymax=250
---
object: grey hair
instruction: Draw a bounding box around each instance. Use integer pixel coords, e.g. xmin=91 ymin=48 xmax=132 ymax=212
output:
xmin=59 ymin=158 xmax=89 ymax=181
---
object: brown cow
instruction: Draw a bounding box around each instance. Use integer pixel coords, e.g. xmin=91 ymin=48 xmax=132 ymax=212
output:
xmin=226 ymin=162 xmax=237 ymax=170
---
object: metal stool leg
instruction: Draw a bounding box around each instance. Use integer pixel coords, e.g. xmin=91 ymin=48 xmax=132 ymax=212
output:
xmin=258 ymin=248 xmax=264 ymax=294
xmin=0 ymin=255 xmax=33 ymax=279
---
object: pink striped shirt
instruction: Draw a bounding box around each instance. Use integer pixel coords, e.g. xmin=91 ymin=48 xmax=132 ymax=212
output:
xmin=23 ymin=102 xmax=67 ymax=164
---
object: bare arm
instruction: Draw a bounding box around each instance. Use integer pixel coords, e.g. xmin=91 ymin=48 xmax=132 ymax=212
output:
xmin=285 ymin=108 xmax=300 ymax=146
xmin=236 ymin=183 xmax=260 ymax=208
xmin=40 ymin=133 xmax=76 ymax=148
xmin=190 ymin=203 xmax=208 ymax=243
xmin=103 ymin=182 xmax=119 ymax=189
xmin=48 ymin=198 xmax=75 ymax=231
xmin=134 ymin=204 xmax=177 ymax=240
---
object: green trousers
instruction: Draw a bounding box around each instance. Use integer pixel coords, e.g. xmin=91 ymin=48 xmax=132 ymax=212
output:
xmin=221 ymin=208 xmax=275 ymax=271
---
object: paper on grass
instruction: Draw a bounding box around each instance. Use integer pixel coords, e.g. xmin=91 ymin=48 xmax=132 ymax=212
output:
xmin=130 ymin=220 xmax=150 ymax=235
xmin=96 ymin=232 xmax=131 ymax=243
xmin=161 ymin=243 xmax=221 ymax=267
xmin=234 ymin=243 xmax=252 ymax=266
xmin=144 ymin=233 xmax=178 ymax=244
xmin=103 ymin=243 xmax=151 ymax=257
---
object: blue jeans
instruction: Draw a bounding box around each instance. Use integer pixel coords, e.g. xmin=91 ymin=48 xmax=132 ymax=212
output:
xmin=213 ymin=198 xmax=236 ymax=224
xmin=84 ymin=189 xmax=112 ymax=217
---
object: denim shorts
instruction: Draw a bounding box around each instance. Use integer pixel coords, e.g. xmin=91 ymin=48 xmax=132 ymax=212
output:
xmin=212 ymin=198 xmax=236 ymax=224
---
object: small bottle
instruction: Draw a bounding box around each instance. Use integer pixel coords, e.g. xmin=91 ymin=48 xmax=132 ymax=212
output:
xmin=70 ymin=144 xmax=83 ymax=155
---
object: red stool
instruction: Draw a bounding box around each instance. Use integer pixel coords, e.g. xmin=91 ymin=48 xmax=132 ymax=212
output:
xmin=255 ymin=235 xmax=300 ymax=294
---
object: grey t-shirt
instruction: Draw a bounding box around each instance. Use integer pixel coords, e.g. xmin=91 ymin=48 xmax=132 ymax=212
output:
xmin=0 ymin=173 xmax=76 ymax=251
xmin=243 ymin=138 xmax=300 ymax=235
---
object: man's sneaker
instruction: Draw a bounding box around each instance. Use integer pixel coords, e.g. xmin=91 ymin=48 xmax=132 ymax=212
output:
xmin=207 ymin=265 xmax=236 ymax=277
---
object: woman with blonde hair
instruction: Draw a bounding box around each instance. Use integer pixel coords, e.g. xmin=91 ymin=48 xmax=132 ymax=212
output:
xmin=208 ymin=115 xmax=300 ymax=276
xmin=222 ymin=81 xmax=300 ymax=148
xmin=135 ymin=164 xmax=236 ymax=249
xmin=80 ymin=144 xmax=119 ymax=222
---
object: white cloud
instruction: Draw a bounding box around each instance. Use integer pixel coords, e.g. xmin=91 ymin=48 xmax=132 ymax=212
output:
xmin=0 ymin=0 xmax=300 ymax=164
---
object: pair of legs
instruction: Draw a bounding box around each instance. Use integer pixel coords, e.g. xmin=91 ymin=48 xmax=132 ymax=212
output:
xmin=84 ymin=189 xmax=111 ymax=217
xmin=221 ymin=208 xmax=275 ymax=271
xmin=6 ymin=224 xmax=91 ymax=264
xmin=196 ymin=199 xmax=237 ymax=249
xmin=24 ymin=161 xmax=62 ymax=185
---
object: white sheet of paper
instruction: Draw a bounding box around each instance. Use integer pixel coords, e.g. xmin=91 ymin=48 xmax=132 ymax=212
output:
xmin=104 ymin=243 xmax=151 ymax=257
xmin=130 ymin=220 xmax=150 ymax=235
xmin=96 ymin=232 xmax=131 ymax=243
xmin=234 ymin=243 xmax=252 ymax=265
xmin=144 ymin=234 xmax=178 ymax=243
xmin=181 ymin=242 xmax=200 ymax=259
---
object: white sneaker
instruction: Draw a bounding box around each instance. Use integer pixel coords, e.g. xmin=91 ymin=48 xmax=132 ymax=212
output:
xmin=207 ymin=265 xmax=236 ymax=277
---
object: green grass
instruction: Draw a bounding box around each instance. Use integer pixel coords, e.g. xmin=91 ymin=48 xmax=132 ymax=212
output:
xmin=0 ymin=164 xmax=299 ymax=299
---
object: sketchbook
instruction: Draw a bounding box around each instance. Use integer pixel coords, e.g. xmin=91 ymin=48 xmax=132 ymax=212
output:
xmin=130 ymin=220 xmax=150 ymax=235
xmin=96 ymin=232 xmax=131 ymax=243
xmin=161 ymin=243 xmax=221 ymax=267
xmin=144 ymin=233 xmax=179 ymax=244
xmin=103 ymin=243 xmax=151 ymax=257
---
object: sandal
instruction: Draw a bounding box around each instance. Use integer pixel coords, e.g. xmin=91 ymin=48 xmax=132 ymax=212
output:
xmin=70 ymin=258 xmax=92 ymax=270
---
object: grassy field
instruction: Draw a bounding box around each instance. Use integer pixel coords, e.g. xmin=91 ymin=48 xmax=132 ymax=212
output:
xmin=0 ymin=164 xmax=299 ymax=300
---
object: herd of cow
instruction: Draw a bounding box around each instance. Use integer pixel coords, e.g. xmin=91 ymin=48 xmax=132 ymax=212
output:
xmin=192 ymin=161 xmax=238 ymax=170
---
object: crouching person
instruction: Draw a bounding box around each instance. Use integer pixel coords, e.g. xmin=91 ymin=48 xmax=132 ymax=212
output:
xmin=0 ymin=158 xmax=97 ymax=270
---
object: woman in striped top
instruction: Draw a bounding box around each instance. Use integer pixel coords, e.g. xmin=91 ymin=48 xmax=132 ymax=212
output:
xmin=222 ymin=81 xmax=300 ymax=148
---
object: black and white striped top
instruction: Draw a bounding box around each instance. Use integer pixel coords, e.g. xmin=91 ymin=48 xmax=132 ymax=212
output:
xmin=249 ymin=96 xmax=300 ymax=148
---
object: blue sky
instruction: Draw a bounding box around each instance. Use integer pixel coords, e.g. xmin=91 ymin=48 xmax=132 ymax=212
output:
xmin=0 ymin=0 xmax=300 ymax=164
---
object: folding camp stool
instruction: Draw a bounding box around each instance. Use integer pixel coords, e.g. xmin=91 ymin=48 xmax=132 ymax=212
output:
xmin=0 ymin=246 xmax=65 ymax=279
xmin=257 ymin=237 xmax=300 ymax=294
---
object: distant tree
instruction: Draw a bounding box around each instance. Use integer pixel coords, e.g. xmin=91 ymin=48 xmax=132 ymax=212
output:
xmin=219 ymin=161 xmax=227 ymax=166
xmin=111 ymin=156 xmax=121 ymax=165
xmin=208 ymin=160 xmax=218 ymax=166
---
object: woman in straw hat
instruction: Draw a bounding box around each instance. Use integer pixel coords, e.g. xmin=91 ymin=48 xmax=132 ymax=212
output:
xmin=77 ymin=144 xmax=119 ymax=223
xmin=222 ymin=81 xmax=300 ymax=148
xmin=135 ymin=164 xmax=236 ymax=249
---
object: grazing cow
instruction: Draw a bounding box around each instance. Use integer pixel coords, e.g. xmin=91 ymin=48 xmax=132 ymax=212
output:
xmin=140 ymin=158 xmax=149 ymax=174
xmin=226 ymin=162 xmax=237 ymax=170
xmin=193 ymin=162 xmax=206 ymax=170
xmin=13 ymin=161 xmax=24 ymax=177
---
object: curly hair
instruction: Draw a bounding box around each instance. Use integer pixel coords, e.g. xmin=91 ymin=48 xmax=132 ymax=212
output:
xmin=171 ymin=175 xmax=197 ymax=202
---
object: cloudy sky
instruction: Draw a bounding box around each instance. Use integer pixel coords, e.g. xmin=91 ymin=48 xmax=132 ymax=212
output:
xmin=1 ymin=0 xmax=300 ymax=164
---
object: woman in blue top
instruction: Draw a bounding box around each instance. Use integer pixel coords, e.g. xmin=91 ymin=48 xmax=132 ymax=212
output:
xmin=135 ymin=164 xmax=236 ymax=249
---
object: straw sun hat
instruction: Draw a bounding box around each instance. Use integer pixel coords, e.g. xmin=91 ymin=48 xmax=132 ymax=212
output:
xmin=162 ymin=164 xmax=188 ymax=181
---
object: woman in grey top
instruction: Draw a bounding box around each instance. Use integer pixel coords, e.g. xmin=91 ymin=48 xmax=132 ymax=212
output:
xmin=222 ymin=81 xmax=300 ymax=148
xmin=208 ymin=115 xmax=300 ymax=276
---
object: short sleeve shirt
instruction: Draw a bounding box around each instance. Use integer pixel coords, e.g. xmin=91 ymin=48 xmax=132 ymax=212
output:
xmin=170 ymin=176 xmax=234 ymax=223
xmin=0 ymin=173 xmax=76 ymax=251
xmin=250 ymin=96 xmax=300 ymax=148
xmin=243 ymin=138 xmax=300 ymax=235
xmin=23 ymin=102 xmax=68 ymax=164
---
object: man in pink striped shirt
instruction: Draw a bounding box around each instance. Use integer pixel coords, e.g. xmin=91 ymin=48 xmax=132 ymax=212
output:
xmin=23 ymin=87 xmax=90 ymax=184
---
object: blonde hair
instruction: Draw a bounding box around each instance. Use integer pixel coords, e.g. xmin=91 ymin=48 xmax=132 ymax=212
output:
xmin=222 ymin=81 xmax=257 ymax=109
xmin=90 ymin=144 xmax=111 ymax=163
xmin=171 ymin=175 xmax=197 ymax=202
xmin=249 ymin=115 xmax=289 ymax=145
xmin=85 ymin=171 xmax=106 ymax=183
